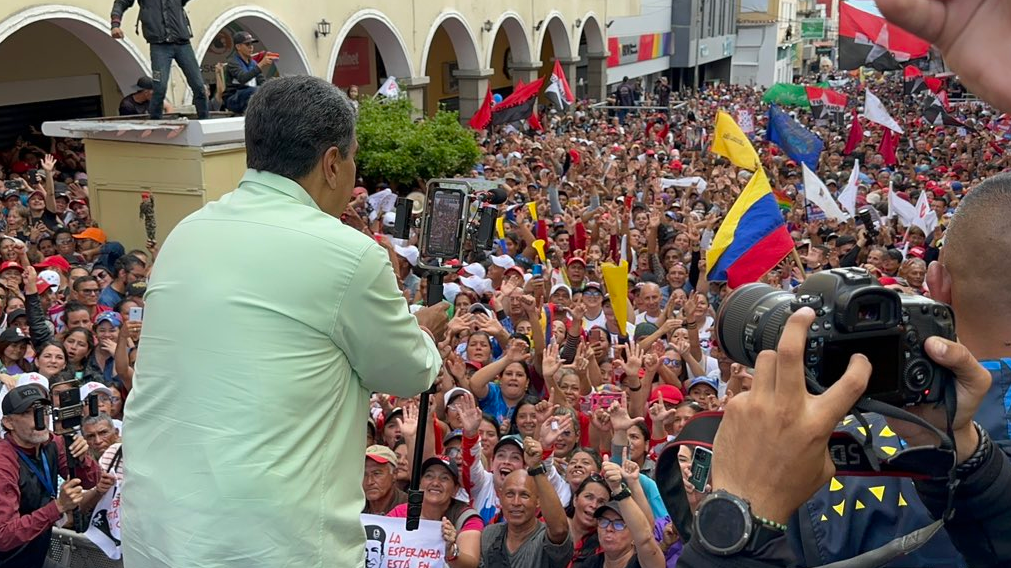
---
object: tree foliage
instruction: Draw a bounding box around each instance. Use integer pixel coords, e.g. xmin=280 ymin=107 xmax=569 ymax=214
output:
xmin=355 ymin=97 xmax=482 ymax=187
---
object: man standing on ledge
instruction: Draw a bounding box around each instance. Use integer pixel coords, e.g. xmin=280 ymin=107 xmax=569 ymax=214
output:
xmin=121 ymin=76 xmax=447 ymax=567
xmin=110 ymin=0 xmax=209 ymax=120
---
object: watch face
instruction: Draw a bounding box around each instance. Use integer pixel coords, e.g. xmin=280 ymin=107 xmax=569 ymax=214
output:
xmin=697 ymin=497 xmax=749 ymax=554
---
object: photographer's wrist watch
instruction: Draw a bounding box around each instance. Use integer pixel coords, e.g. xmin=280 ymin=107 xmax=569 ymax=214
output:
xmin=693 ymin=490 xmax=785 ymax=556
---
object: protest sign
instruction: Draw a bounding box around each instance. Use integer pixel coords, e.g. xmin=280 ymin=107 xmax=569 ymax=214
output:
xmin=362 ymin=513 xmax=446 ymax=568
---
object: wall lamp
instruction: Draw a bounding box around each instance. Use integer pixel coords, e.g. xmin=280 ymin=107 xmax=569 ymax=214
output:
xmin=315 ymin=19 xmax=331 ymax=39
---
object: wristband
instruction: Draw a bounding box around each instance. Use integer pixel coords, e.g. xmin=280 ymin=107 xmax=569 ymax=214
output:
xmin=955 ymin=422 xmax=991 ymax=477
xmin=527 ymin=463 xmax=548 ymax=476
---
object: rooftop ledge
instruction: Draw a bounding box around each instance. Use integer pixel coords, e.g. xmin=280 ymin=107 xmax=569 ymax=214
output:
xmin=42 ymin=112 xmax=246 ymax=148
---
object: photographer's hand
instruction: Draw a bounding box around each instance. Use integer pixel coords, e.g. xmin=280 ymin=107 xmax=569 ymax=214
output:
xmin=69 ymin=435 xmax=89 ymax=460
xmin=712 ymin=307 xmax=870 ymax=525
xmin=885 ymin=337 xmax=991 ymax=463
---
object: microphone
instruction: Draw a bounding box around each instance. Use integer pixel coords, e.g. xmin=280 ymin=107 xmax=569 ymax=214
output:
xmin=474 ymin=186 xmax=508 ymax=205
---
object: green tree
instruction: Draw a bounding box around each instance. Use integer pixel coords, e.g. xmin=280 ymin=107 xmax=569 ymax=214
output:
xmin=355 ymin=96 xmax=482 ymax=188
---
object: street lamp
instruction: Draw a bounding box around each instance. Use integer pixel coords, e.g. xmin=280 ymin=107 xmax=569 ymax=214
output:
xmin=315 ymin=19 xmax=331 ymax=39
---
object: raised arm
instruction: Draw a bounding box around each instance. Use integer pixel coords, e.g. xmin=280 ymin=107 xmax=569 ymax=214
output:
xmin=523 ymin=438 xmax=570 ymax=545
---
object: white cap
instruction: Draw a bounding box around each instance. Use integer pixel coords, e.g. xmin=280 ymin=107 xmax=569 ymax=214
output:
xmin=393 ymin=245 xmax=419 ymax=267
xmin=461 ymin=262 xmax=486 ymax=279
xmin=460 ymin=275 xmax=493 ymax=296
xmin=490 ymin=255 xmax=515 ymax=270
xmin=80 ymin=381 xmax=113 ymax=400
xmin=444 ymin=386 xmax=470 ymax=406
xmin=442 ymin=282 xmax=461 ymax=304
xmin=382 ymin=211 xmax=397 ymax=228
xmin=549 ymin=284 xmax=572 ymax=297
xmin=15 ymin=372 xmax=49 ymax=392
xmin=39 ymin=270 xmax=61 ymax=289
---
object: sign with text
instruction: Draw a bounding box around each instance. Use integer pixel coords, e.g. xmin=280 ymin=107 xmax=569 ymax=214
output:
xmin=607 ymin=33 xmax=674 ymax=68
xmin=801 ymin=19 xmax=826 ymax=40
xmin=333 ymin=36 xmax=372 ymax=87
xmin=362 ymin=514 xmax=446 ymax=568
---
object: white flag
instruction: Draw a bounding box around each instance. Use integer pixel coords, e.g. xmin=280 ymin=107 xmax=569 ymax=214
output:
xmin=887 ymin=187 xmax=917 ymax=225
xmin=85 ymin=482 xmax=122 ymax=559
xmin=802 ymin=163 xmax=849 ymax=223
xmin=377 ymin=76 xmax=400 ymax=98
xmin=838 ymin=159 xmax=860 ymax=218
xmin=912 ymin=189 xmax=939 ymax=235
xmin=864 ymin=89 xmax=903 ymax=133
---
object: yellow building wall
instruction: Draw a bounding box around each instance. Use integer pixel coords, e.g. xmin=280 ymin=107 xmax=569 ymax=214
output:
xmin=424 ymin=27 xmax=458 ymax=116
xmin=0 ymin=22 xmax=123 ymax=116
xmin=489 ymin=30 xmax=512 ymax=91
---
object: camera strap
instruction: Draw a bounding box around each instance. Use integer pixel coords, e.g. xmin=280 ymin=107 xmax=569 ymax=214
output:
xmin=15 ymin=447 xmax=56 ymax=499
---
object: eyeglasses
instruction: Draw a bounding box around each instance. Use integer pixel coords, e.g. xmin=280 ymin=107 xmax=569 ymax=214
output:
xmin=583 ymin=290 xmax=602 ymax=297
xmin=79 ymin=288 xmax=100 ymax=295
xmin=597 ymin=518 xmax=627 ymax=531
xmin=662 ymin=358 xmax=682 ymax=368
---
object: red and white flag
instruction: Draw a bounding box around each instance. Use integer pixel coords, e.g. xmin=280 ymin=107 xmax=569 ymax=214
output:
xmin=545 ymin=60 xmax=574 ymax=111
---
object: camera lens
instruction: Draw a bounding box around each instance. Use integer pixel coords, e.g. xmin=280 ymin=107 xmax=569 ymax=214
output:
xmin=717 ymin=283 xmax=795 ymax=366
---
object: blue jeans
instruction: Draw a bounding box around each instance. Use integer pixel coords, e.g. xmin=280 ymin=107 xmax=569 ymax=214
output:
xmin=150 ymin=42 xmax=209 ymax=119
xmin=225 ymin=87 xmax=257 ymax=115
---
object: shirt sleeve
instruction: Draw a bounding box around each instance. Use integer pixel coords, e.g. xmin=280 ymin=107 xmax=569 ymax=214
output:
xmin=540 ymin=529 xmax=574 ymax=567
xmin=0 ymin=453 xmax=61 ymax=552
xmin=331 ymin=243 xmax=440 ymax=397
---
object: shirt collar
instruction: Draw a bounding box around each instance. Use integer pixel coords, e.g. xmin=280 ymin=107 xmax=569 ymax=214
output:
xmin=238 ymin=169 xmax=321 ymax=212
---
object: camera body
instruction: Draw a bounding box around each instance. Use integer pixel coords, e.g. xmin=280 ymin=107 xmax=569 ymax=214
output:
xmin=717 ymin=267 xmax=955 ymax=406
xmin=857 ymin=206 xmax=879 ymax=238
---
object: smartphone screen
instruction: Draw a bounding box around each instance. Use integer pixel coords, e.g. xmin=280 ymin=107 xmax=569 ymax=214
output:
xmin=129 ymin=307 xmax=144 ymax=322
xmin=425 ymin=189 xmax=465 ymax=258
xmin=690 ymin=447 xmax=713 ymax=493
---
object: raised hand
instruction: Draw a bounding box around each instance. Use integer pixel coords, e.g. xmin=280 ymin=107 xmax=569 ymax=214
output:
xmin=648 ymin=392 xmax=677 ymax=425
xmin=457 ymin=391 xmax=483 ymax=436
xmin=591 ymin=407 xmax=613 ymax=433
xmin=620 ymin=447 xmax=640 ymax=483
xmin=600 ymin=461 xmax=624 ymax=493
xmin=607 ymin=396 xmax=645 ymax=432
xmin=542 ymin=343 xmax=562 ymax=380
xmin=619 ymin=342 xmax=644 ymax=378
xmin=523 ymin=437 xmax=545 ymax=468
xmin=540 ymin=412 xmax=573 ymax=448
xmin=400 ymin=402 xmax=420 ymax=440
xmin=41 ymin=154 xmax=57 ymax=172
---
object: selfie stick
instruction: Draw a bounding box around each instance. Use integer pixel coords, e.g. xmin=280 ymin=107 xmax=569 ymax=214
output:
xmin=406 ymin=382 xmax=437 ymax=531
xmin=61 ymin=431 xmax=85 ymax=532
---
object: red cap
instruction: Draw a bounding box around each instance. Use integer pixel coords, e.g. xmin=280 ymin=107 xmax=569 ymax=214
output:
xmin=34 ymin=255 xmax=71 ymax=274
xmin=503 ymin=266 xmax=525 ymax=280
xmin=0 ymin=261 xmax=22 ymax=274
xmin=35 ymin=278 xmax=51 ymax=294
xmin=465 ymin=360 xmax=484 ymax=371
xmin=671 ymin=160 xmax=684 ymax=170
xmin=566 ymin=257 xmax=587 ymax=267
xmin=878 ymin=276 xmax=899 ymax=286
xmin=648 ymin=385 xmax=684 ymax=406
xmin=69 ymin=199 xmax=88 ymax=209
xmin=908 ymin=246 xmax=926 ymax=259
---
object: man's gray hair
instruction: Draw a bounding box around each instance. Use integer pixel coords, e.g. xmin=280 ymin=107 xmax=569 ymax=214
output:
xmin=244 ymin=76 xmax=357 ymax=181
xmin=82 ymin=413 xmax=115 ymax=430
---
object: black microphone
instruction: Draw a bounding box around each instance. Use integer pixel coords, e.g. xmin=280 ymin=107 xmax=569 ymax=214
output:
xmin=475 ymin=186 xmax=508 ymax=205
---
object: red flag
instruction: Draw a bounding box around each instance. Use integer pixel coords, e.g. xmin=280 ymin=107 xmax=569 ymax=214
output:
xmin=843 ymin=109 xmax=863 ymax=155
xmin=878 ymin=128 xmax=898 ymax=166
xmin=545 ymin=60 xmax=575 ymax=110
xmin=492 ymin=77 xmax=545 ymax=126
xmin=925 ymin=77 xmax=944 ymax=94
xmin=528 ymin=110 xmax=543 ymax=132
xmin=645 ymin=120 xmax=654 ymax=140
xmin=468 ymin=86 xmax=493 ymax=130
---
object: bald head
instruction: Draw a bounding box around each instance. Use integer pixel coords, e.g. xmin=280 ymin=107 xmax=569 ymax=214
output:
xmin=942 ymin=173 xmax=1011 ymax=315
xmin=640 ymin=282 xmax=662 ymax=314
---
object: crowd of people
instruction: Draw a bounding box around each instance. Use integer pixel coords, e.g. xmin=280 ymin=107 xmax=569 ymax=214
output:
xmin=1 ymin=29 xmax=1011 ymax=568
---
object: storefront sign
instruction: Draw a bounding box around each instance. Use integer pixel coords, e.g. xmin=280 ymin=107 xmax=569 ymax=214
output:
xmin=801 ymin=19 xmax=826 ymax=40
xmin=607 ymin=33 xmax=673 ymax=68
xmin=332 ymin=36 xmax=371 ymax=87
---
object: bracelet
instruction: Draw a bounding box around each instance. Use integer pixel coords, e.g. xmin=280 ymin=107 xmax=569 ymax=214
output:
xmin=754 ymin=515 xmax=787 ymax=533
xmin=625 ymin=381 xmax=643 ymax=392
xmin=685 ymin=322 xmax=698 ymax=330
xmin=955 ymin=422 xmax=991 ymax=477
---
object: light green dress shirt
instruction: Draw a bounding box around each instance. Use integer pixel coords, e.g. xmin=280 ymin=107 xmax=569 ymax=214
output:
xmin=121 ymin=169 xmax=440 ymax=567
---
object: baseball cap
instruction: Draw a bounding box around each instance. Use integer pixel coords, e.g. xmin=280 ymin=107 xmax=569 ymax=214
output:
xmin=648 ymin=384 xmax=684 ymax=406
xmin=2 ymin=384 xmax=50 ymax=415
xmin=35 ymin=255 xmax=71 ymax=274
xmin=633 ymin=322 xmax=659 ymax=340
xmin=2 ymin=190 xmax=18 ymax=201
xmin=490 ymin=255 xmax=516 ymax=270
xmin=6 ymin=309 xmax=26 ymax=324
xmin=443 ymin=386 xmax=469 ymax=407
xmin=686 ymin=373 xmax=720 ymax=395
xmin=232 ymin=31 xmax=258 ymax=45
xmin=0 ymin=261 xmax=22 ymax=274
xmin=493 ymin=434 xmax=525 ymax=455
xmin=503 ymin=266 xmax=525 ymax=280
xmin=80 ymin=381 xmax=113 ymax=400
xmin=0 ymin=327 xmax=29 ymax=344
xmin=549 ymin=283 xmax=572 ymax=297
xmin=95 ymin=311 xmax=123 ymax=328
xmin=460 ymin=263 xmax=486 ymax=279
xmin=566 ymin=257 xmax=587 ymax=267
xmin=28 ymin=190 xmax=45 ymax=202
xmin=442 ymin=430 xmax=464 ymax=446
xmin=835 ymin=235 xmax=857 ymax=248
xmin=73 ymin=228 xmax=107 ymax=245
xmin=133 ymin=76 xmax=154 ymax=91
xmin=594 ymin=500 xmax=625 ymax=519
xmin=908 ymin=246 xmax=926 ymax=260
xmin=385 ymin=407 xmax=404 ymax=425
xmin=365 ymin=444 xmax=399 ymax=465
xmin=581 ymin=282 xmax=604 ymax=294
xmin=421 ymin=455 xmax=461 ymax=484
xmin=35 ymin=278 xmax=52 ymax=295
xmin=393 ymin=245 xmax=419 ymax=267
xmin=69 ymin=199 xmax=88 ymax=210
xmin=13 ymin=373 xmax=49 ymax=392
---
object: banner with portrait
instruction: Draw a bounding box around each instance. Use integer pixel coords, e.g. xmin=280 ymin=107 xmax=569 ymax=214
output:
xmin=361 ymin=514 xmax=446 ymax=568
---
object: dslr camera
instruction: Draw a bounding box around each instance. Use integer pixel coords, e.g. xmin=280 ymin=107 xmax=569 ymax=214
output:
xmin=717 ymin=267 xmax=955 ymax=406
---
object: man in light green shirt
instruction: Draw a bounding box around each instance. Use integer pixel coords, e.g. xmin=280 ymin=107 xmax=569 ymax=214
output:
xmin=121 ymin=76 xmax=445 ymax=567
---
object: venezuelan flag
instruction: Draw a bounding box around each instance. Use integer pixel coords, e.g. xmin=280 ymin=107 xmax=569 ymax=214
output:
xmin=707 ymin=169 xmax=795 ymax=288
xmin=773 ymin=188 xmax=793 ymax=212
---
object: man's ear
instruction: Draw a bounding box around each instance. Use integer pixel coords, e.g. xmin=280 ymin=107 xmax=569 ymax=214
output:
xmin=926 ymin=260 xmax=952 ymax=304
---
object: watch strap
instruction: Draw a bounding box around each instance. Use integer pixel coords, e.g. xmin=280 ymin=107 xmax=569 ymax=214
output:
xmin=527 ymin=463 xmax=547 ymax=476
xmin=611 ymin=483 xmax=632 ymax=501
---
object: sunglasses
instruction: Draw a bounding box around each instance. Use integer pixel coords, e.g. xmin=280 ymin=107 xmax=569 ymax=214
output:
xmin=662 ymin=358 xmax=683 ymax=368
xmin=597 ymin=518 xmax=627 ymax=531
